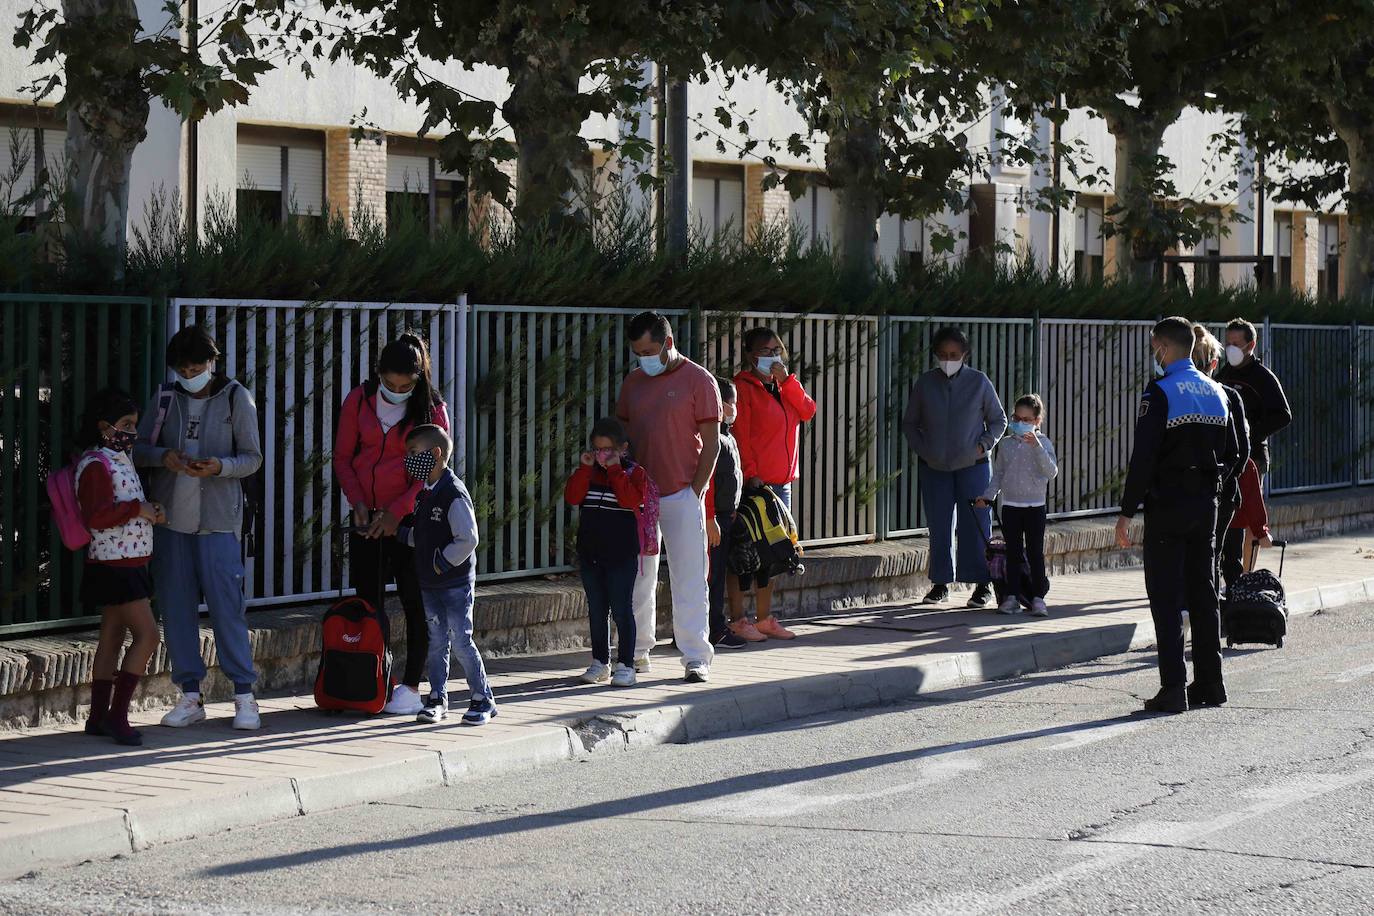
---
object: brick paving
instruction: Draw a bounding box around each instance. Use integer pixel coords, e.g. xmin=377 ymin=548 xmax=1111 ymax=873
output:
xmin=1 ymin=533 xmax=1370 ymax=848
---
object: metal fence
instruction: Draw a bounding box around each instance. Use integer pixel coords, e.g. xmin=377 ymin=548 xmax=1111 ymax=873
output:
xmin=1266 ymin=323 xmax=1363 ymax=493
xmin=1 ymin=294 xmax=159 ymax=634
xmin=5 ymin=297 xmax=1373 ymax=633
xmin=165 ymin=299 xmax=467 ymax=607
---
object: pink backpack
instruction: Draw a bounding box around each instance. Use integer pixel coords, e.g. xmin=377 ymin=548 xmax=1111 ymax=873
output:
xmin=45 ymin=451 xmax=112 ymax=551
xmin=625 ymin=459 xmax=660 ymax=560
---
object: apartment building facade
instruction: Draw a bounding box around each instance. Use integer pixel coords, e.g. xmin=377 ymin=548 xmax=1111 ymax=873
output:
xmin=0 ymin=0 xmax=1350 ymax=296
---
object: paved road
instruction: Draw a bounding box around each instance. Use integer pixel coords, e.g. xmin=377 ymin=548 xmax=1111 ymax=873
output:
xmin=5 ymin=602 xmax=1373 ymax=915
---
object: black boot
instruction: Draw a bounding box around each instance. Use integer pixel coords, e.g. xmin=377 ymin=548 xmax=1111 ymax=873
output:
xmin=1187 ymin=681 xmax=1228 ymax=708
xmin=1142 ymin=687 xmax=1188 ymax=714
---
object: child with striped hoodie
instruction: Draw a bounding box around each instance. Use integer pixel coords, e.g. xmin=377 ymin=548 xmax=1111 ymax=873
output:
xmin=564 ymin=417 xmax=651 ymax=688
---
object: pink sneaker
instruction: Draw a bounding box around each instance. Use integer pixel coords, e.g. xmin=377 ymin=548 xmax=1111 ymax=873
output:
xmin=729 ymin=618 xmax=768 ymax=642
xmin=755 ymin=617 xmax=797 ymax=640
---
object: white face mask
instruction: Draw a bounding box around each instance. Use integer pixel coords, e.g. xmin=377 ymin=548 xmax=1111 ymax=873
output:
xmin=180 ymin=367 xmax=213 ymax=394
xmin=1225 ymin=345 xmax=1246 ymax=367
xmin=939 ymin=359 xmax=963 ymax=378
xmin=638 ymin=349 xmax=669 ymax=377
xmin=379 ymin=383 xmax=413 ymax=404
xmin=755 ymin=355 xmax=781 ymax=376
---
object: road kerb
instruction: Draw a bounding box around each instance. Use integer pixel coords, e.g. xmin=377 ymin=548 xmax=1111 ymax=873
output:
xmin=5 ymin=573 xmax=1369 ymax=881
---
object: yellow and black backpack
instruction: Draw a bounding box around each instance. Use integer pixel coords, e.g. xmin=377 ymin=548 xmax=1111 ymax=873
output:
xmin=729 ymin=486 xmax=805 ymax=579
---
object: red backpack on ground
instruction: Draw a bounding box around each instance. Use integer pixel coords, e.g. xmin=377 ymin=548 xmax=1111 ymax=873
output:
xmin=314 ymin=596 xmax=393 ymax=714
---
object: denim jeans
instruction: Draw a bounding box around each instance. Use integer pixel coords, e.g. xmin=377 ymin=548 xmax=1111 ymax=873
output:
xmin=421 ymin=579 xmax=491 ymax=703
xmin=580 ymin=555 xmax=637 ymax=667
xmin=919 ymin=462 xmax=992 ymax=585
xmin=152 ymin=528 xmax=257 ymax=694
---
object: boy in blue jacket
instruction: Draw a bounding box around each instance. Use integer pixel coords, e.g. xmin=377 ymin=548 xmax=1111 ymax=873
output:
xmin=396 ymin=425 xmax=495 ymax=725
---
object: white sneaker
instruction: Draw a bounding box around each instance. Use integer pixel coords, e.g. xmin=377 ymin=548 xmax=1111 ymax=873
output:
xmin=1029 ymin=598 xmax=1050 ymax=618
xmin=580 ymin=662 xmax=611 ymax=684
xmin=160 ymin=693 xmax=206 ymax=728
xmin=232 ymin=694 xmax=261 ymax=730
xmin=610 ymin=664 xmax=637 ymax=688
xmin=383 ymin=684 xmax=425 ymax=715
xmin=633 ymin=656 xmax=651 ymax=674
xmin=684 ymin=662 xmax=710 ymax=684
xmin=997 ymin=596 xmax=1022 ymax=615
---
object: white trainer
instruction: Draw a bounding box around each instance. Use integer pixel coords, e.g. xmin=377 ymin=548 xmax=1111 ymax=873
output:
xmin=160 ymin=693 xmax=206 ymax=728
xmin=383 ymin=684 xmax=425 ymax=715
xmin=997 ymin=596 xmax=1022 ymax=615
xmin=1029 ymin=598 xmax=1050 ymax=618
xmin=633 ymin=656 xmax=651 ymax=674
xmin=232 ymin=694 xmax=261 ymax=730
xmin=580 ymin=662 xmax=611 ymax=684
xmin=610 ymin=664 xmax=637 ymax=688
xmin=684 ymin=662 xmax=710 ymax=684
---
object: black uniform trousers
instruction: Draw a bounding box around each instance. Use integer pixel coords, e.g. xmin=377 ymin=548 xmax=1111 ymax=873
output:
xmin=1143 ymin=495 xmax=1223 ymax=690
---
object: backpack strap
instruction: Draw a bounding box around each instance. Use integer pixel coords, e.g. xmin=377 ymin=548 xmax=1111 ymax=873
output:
xmin=148 ymin=384 xmax=175 ymax=446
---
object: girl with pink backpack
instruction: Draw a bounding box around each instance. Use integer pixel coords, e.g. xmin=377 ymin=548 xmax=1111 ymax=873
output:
xmin=61 ymin=389 xmax=166 ymax=745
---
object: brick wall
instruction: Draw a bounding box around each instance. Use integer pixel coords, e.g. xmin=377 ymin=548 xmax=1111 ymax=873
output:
xmin=744 ymin=163 xmax=791 ymax=240
xmin=325 ymin=128 xmax=387 ymax=231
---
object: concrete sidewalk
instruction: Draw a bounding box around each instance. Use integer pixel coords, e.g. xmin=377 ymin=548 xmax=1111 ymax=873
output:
xmin=2 ymin=533 xmax=1372 ymax=879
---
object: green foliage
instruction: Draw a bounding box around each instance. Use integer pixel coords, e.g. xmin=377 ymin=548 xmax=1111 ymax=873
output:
xmin=5 ymin=190 xmax=1362 ymax=325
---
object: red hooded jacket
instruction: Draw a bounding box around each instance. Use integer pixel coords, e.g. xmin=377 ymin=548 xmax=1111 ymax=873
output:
xmin=732 ymin=370 xmax=817 ymax=485
xmin=334 ymin=384 xmax=450 ymax=521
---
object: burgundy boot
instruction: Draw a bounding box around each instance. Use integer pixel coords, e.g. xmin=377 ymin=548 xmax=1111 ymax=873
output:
xmin=103 ymin=671 xmax=144 ymax=746
xmin=84 ymin=679 xmax=113 ymax=737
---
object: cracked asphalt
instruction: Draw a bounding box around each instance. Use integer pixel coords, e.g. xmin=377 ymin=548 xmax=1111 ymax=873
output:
xmin=4 ymin=600 xmax=1373 ymax=915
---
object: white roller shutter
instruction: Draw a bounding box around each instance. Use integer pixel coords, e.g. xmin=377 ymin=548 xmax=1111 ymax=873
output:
xmin=718 ymin=178 xmax=744 ymax=235
xmin=41 ymin=128 xmax=66 ymax=176
xmin=387 ymin=154 xmax=430 ymax=193
xmin=287 ymin=143 xmax=324 ymax=214
xmin=237 ymin=143 xmax=281 ymax=192
xmin=814 ymin=186 xmax=836 ymax=244
xmin=690 ymin=176 xmax=714 ymax=237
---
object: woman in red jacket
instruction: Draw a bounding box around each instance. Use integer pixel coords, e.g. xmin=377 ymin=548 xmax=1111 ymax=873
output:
xmin=729 ymin=326 xmax=817 ymax=641
xmin=334 ymin=332 xmax=450 ymax=715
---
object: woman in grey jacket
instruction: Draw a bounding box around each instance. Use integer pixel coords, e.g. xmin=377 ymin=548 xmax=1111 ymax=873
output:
xmin=901 ymin=327 xmax=1007 ymax=607
xmin=135 ymin=326 xmax=264 ymax=731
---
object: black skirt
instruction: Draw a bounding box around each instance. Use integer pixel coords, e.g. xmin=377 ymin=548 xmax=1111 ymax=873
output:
xmin=80 ymin=563 xmax=154 ymax=608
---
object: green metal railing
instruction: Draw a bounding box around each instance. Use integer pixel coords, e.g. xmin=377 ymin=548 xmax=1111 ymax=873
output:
xmin=0 ymin=293 xmax=158 ymax=634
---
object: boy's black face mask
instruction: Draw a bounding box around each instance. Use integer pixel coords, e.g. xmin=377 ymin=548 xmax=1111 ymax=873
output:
xmin=404 ymin=450 xmax=437 ymax=482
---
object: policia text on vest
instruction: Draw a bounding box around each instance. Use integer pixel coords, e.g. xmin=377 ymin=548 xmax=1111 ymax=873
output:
xmin=1115 ymin=319 xmax=1245 ymax=715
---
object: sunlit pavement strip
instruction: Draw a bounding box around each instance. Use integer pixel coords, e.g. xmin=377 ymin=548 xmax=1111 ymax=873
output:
xmin=1 ymin=533 xmax=1371 ymax=878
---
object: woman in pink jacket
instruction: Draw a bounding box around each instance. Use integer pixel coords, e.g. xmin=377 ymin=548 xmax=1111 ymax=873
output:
xmin=334 ymin=332 xmax=449 ymax=715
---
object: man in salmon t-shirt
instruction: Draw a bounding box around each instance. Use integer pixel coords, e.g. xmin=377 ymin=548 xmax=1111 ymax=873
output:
xmin=616 ymin=311 xmax=723 ymax=683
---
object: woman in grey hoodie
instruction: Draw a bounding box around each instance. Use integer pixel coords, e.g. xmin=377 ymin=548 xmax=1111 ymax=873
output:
xmin=135 ymin=326 xmax=264 ymax=731
xmin=902 ymin=327 xmax=1007 ymax=608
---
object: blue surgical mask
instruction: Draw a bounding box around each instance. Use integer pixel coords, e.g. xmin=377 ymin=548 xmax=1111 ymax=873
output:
xmin=1009 ymin=421 xmax=1035 ymax=437
xmin=379 ymin=383 xmax=413 ymax=404
xmin=756 ymin=355 xmax=781 ymax=376
xmin=179 ymin=368 xmax=213 ymax=394
xmin=638 ymin=351 xmax=668 ymax=377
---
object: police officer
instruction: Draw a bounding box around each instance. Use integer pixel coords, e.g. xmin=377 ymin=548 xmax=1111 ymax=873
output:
xmin=1115 ymin=317 xmax=1243 ymax=714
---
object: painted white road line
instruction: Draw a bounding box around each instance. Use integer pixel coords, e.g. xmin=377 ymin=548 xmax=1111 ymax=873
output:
xmin=1045 ymin=720 xmax=1148 ymax=751
xmin=902 ymin=762 xmax=1374 ymax=916
xmin=1329 ymin=662 xmax=1374 ymax=684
